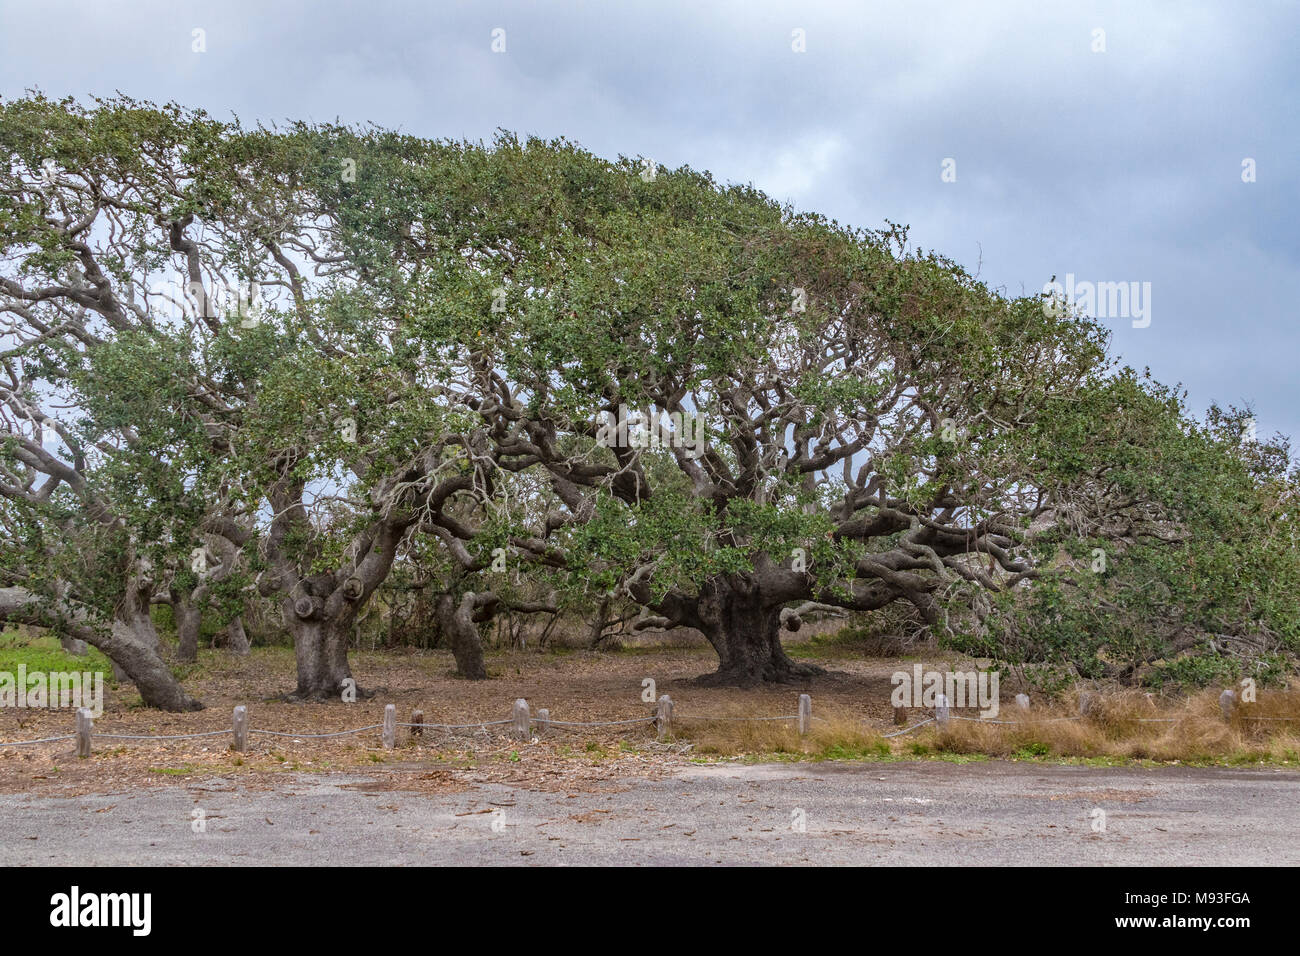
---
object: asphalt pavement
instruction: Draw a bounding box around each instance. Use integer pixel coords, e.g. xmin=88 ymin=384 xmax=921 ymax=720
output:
xmin=2 ymin=760 xmax=1297 ymax=865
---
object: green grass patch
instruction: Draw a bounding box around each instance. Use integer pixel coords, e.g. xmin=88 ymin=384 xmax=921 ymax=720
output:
xmin=1011 ymin=742 xmax=1052 ymax=759
xmin=817 ymin=740 xmax=891 ymax=760
xmin=786 ymin=628 xmax=877 ymax=660
xmin=0 ymin=629 xmax=114 ymax=684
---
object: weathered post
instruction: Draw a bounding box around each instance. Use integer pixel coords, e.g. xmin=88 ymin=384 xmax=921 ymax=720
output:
xmin=75 ymin=707 xmax=92 ymax=758
xmin=513 ymin=699 xmax=530 ymax=739
xmin=798 ymin=694 xmax=812 ymax=735
xmin=656 ymin=694 xmax=674 ymax=738
xmin=232 ymin=705 xmax=248 ymax=752
xmin=1219 ymin=689 xmax=1238 ymax=721
xmin=893 ymin=705 xmax=908 ymax=726
xmin=382 ymin=703 xmax=396 ymax=749
xmin=411 ymin=709 xmax=424 ymax=738
xmin=1078 ymin=692 xmax=1093 ymax=717
xmin=1015 ymin=693 xmax=1031 ymax=712
xmin=935 ymin=693 xmax=950 ymax=728
xmin=535 ymin=708 xmax=550 ymax=735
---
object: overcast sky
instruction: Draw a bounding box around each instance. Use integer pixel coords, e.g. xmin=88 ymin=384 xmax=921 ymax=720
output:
xmin=3 ymin=0 xmax=1296 ymax=439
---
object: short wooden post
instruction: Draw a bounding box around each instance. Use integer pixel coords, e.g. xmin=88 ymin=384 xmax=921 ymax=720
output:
xmin=75 ymin=707 xmax=92 ymax=758
xmin=535 ymin=708 xmax=550 ymax=735
xmin=1015 ymin=693 xmax=1031 ymax=711
xmin=893 ymin=705 xmax=908 ymax=726
xmin=656 ymin=694 xmax=674 ymax=738
xmin=232 ymin=705 xmax=248 ymax=752
xmin=410 ymin=709 xmax=424 ymax=738
xmin=382 ymin=703 xmax=396 ymax=749
xmin=1078 ymin=692 xmax=1093 ymax=717
xmin=513 ymin=698 xmax=530 ymax=739
xmin=935 ymin=693 xmax=950 ymax=728
xmin=798 ymin=694 xmax=812 ymax=735
xmin=1219 ymin=689 xmax=1238 ymax=721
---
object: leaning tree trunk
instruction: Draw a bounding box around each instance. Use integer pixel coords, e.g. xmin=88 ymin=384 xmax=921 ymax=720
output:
xmin=59 ymin=634 xmax=88 ymax=656
xmin=694 ymin=575 xmax=822 ymax=686
xmin=0 ymin=587 xmax=204 ymax=712
xmin=102 ymin=610 xmax=205 ymax=711
xmin=435 ymin=593 xmax=487 ymax=679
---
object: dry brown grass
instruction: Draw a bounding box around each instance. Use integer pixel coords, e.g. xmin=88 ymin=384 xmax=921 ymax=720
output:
xmin=678 ymin=708 xmax=891 ymax=759
xmin=672 ymin=685 xmax=1300 ymax=765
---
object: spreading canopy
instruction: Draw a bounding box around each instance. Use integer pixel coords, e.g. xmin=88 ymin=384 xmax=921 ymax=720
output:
xmin=2 ymin=95 xmax=1294 ymax=699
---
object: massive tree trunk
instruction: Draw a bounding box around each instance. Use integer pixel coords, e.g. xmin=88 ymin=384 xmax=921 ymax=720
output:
xmin=435 ymin=593 xmax=487 ymax=679
xmin=260 ymin=491 xmax=410 ymax=699
xmin=283 ymin=595 xmax=359 ymax=700
xmin=694 ymin=575 xmax=823 ymax=686
xmin=0 ymin=587 xmax=204 ymax=712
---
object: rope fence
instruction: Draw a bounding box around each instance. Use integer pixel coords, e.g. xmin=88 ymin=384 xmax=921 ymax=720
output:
xmin=530 ymin=717 xmax=656 ymax=729
xmin=0 ymin=687 xmax=1291 ymax=756
xmin=675 ymin=714 xmax=800 ymax=722
xmin=395 ymin=719 xmax=514 ymax=730
xmin=95 ymin=729 xmax=234 ymax=740
xmin=250 ymin=725 xmax=383 ymax=739
xmin=883 ymin=717 xmax=935 ymax=738
xmin=0 ymin=733 xmax=75 ymax=747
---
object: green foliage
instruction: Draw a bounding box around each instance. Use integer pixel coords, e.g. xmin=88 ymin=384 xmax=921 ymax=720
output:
xmin=949 ymin=382 xmax=1300 ymax=688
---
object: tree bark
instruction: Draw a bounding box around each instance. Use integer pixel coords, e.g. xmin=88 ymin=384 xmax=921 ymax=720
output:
xmin=436 ymin=593 xmax=487 ymax=679
xmin=283 ymin=597 xmax=359 ymax=700
xmin=225 ymin=615 xmax=251 ymax=655
xmin=170 ymin=588 xmax=201 ymax=663
xmin=59 ymin=635 xmax=89 ymax=656
xmin=0 ymin=586 xmax=204 ymax=711
xmin=104 ymin=609 xmax=204 ymax=711
xmin=693 ymin=575 xmax=823 ymax=686
xmin=259 ymin=490 xmax=409 ymax=698
xmin=587 ymin=596 xmax=612 ymax=649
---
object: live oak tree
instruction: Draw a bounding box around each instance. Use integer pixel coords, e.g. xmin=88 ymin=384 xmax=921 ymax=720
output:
xmin=161 ymin=531 xmax=252 ymax=662
xmin=0 ymin=96 xmax=530 ymax=700
xmin=0 ymin=96 xmax=366 ymax=699
xmin=0 ymin=374 xmax=204 ymax=711
xmin=347 ymin=129 xmax=1298 ymax=686
xmin=4 ymin=95 xmax=1294 ymax=702
xmin=0 ymin=95 xmax=301 ymax=706
xmin=349 ymin=133 xmax=1154 ymax=685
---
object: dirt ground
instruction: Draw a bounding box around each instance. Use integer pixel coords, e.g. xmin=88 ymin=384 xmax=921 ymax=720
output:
xmin=3 ymin=632 xmax=1299 ymax=799
xmin=0 ymin=631 xmax=912 ymax=794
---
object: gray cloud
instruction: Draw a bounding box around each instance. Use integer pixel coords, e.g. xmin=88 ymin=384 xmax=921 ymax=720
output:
xmin=3 ymin=0 xmax=1295 ymax=436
